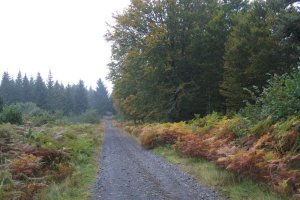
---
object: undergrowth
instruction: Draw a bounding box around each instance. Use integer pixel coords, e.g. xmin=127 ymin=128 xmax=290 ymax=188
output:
xmin=153 ymin=146 xmax=288 ymax=200
xmin=121 ymin=112 xmax=300 ymax=199
xmin=0 ymin=122 xmax=103 ymax=200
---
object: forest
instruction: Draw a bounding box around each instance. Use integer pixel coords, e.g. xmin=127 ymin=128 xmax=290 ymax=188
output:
xmin=1 ymin=0 xmax=300 ymax=199
xmin=107 ymin=0 xmax=300 ymax=122
xmin=0 ymin=72 xmax=109 ymax=199
xmin=0 ymin=71 xmax=114 ymax=123
xmin=109 ymin=0 xmax=300 ymax=198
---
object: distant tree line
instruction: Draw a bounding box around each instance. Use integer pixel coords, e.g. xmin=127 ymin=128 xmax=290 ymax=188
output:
xmin=0 ymin=71 xmax=114 ymax=115
xmin=107 ymin=0 xmax=300 ymax=122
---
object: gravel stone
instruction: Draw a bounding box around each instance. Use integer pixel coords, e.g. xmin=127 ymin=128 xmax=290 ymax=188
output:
xmin=91 ymin=119 xmax=224 ymax=200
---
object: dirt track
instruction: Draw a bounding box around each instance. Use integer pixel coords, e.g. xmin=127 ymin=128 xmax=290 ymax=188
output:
xmin=91 ymin=119 xmax=223 ymax=200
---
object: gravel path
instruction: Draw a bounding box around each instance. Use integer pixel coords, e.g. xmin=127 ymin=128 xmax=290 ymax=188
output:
xmin=91 ymin=119 xmax=223 ymax=200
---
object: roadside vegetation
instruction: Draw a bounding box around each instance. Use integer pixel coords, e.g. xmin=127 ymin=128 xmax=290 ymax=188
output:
xmin=0 ymin=70 xmax=110 ymax=199
xmin=154 ymin=146 xmax=288 ymax=200
xmin=109 ymin=0 xmax=300 ymax=198
xmin=117 ymin=69 xmax=300 ymax=199
xmin=0 ymin=100 xmax=104 ymax=200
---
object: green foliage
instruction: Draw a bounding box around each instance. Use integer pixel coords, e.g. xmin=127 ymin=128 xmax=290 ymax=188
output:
xmin=67 ymin=110 xmax=100 ymax=124
xmin=228 ymin=116 xmax=252 ymax=137
xmin=107 ymin=0 xmax=300 ymax=121
xmin=249 ymin=116 xmax=273 ymax=135
xmin=108 ymin=0 xmax=229 ymax=121
xmin=274 ymin=116 xmax=300 ymax=139
xmin=81 ymin=109 xmax=100 ymax=124
xmin=259 ymin=70 xmax=300 ymax=120
xmin=29 ymin=107 xmax=53 ymax=126
xmin=14 ymin=102 xmax=40 ymax=115
xmin=88 ymin=79 xmax=112 ymax=115
xmin=220 ymin=0 xmax=299 ymax=112
xmin=0 ymin=105 xmax=23 ymax=124
xmin=0 ymin=122 xmax=103 ymax=200
xmin=68 ymin=136 xmax=93 ymax=163
xmin=0 ymin=97 xmax=3 ymax=112
xmin=190 ymin=112 xmax=221 ymax=131
xmin=0 ymin=124 xmax=15 ymax=138
xmin=242 ymin=69 xmax=300 ymax=122
xmin=0 ymin=71 xmax=112 ymax=117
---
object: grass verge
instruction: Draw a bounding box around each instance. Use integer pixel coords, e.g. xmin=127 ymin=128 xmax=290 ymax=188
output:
xmin=38 ymin=124 xmax=104 ymax=200
xmin=153 ymin=146 xmax=288 ymax=200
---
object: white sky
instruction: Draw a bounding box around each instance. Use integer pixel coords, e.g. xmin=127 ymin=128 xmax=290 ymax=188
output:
xmin=0 ymin=0 xmax=131 ymax=92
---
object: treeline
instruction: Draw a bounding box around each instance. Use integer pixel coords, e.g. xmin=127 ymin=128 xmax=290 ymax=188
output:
xmin=107 ymin=0 xmax=300 ymax=122
xmin=0 ymin=71 xmax=113 ymax=115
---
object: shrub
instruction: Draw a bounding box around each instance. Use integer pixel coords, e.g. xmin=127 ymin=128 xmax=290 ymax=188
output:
xmin=139 ymin=122 xmax=190 ymax=149
xmin=190 ymin=112 xmax=221 ymax=131
xmin=67 ymin=110 xmax=100 ymax=124
xmin=29 ymin=108 xmax=53 ymax=126
xmin=243 ymin=69 xmax=300 ymax=122
xmin=0 ymin=105 xmax=23 ymax=124
xmin=260 ymin=70 xmax=300 ymax=120
xmin=81 ymin=109 xmax=100 ymax=124
xmin=227 ymin=116 xmax=252 ymax=137
xmin=14 ymin=102 xmax=40 ymax=115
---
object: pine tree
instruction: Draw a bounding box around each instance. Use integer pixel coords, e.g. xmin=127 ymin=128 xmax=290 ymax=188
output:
xmin=52 ymin=81 xmax=65 ymax=112
xmin=22 ymin=75 xmax=32 ymax=103
xmin=94 ymin=79 xmax=109 ymax=115
xmin=64 ymin=84 xmax=75 ymax=115
xmin=34 ymin=73 xmax=47 ymax=109
xmin=15 ymin=71 xmax=23 ymax=102
xmin=0 ymin=72 xmax=15 ymax=104
xmin=73 ymin=80 xmax=88 ymax=114
xmin=46 ymin=70 xmax=55 ymax=112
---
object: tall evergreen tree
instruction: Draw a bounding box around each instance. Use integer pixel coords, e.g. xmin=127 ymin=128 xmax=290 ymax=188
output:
xmin=64 ymin=84 xmax=75 ymax=114
xmin=15 ymin=71 xmax=23 ymax=102
xmin=0 ymin=72 xmax=15 ymax=104
xmin=73 ymin=80 xmax=88 ymax=114
xmin=94 ymin=79 xmax=110 ymax=115
xmin=22 ymin=74 xmax=32 ymax=103
xmin=52 ymin=81 xmax=65 ymax=112
xmin=46 ymin=70 xmax=55 ymax=112
xmin=34 ymin=73 xmax=47 ymax=109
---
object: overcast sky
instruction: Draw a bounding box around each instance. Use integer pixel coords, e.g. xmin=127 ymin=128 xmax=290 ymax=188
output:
xmin=0 ymin=0 xmax=131 ymax=92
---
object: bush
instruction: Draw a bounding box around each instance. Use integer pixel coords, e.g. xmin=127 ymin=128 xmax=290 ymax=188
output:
xmin=260 ymin=70 xmax=300 ymax=120
xmin=139 ymin=122 xmax=191 ymax=149
xmin=14 ymin=102 xmax=40 ymax=116
xmin=0 ymin=105 xmax=23 ymax=124
xmin=190 ymin=112 xmax=221 ymax=131
xmin=227 ymin=116 xmax=252 ymax=137
xmin=243 ymin=69 xmax=300 ymax=121
xmin=29 ymin=108 xmax=53 ymax=126
xmin=67 ymin=110 xmax=100 ymax=124
xmin=81 ymin=110 xmax=100 ymax=124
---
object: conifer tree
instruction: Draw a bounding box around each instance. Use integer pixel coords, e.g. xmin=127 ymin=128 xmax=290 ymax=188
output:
xmin=22 ymin=75 xmax=32 ymax=103
xmin=0 ymin=72 xmax=15 ymax=104
xmin=34 ymin=73 xmax=47 ymax=109
xmin=15 ymin=71 xmax=23 ymax=102
xmin=73 ymin=80 xmax=88 ymax=114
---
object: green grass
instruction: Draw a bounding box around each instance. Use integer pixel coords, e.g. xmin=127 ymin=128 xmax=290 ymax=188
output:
xmin=153 ymin=146 xmax=288 ymax=200
xmin=38 ymin=124 xmax=103 ymax=200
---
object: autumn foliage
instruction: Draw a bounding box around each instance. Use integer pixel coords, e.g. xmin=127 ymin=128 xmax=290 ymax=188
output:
xmin=0 ymin=123 xmax=101 ymax=200
xmin=122 ymin=115 xmax=300 ymax=198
